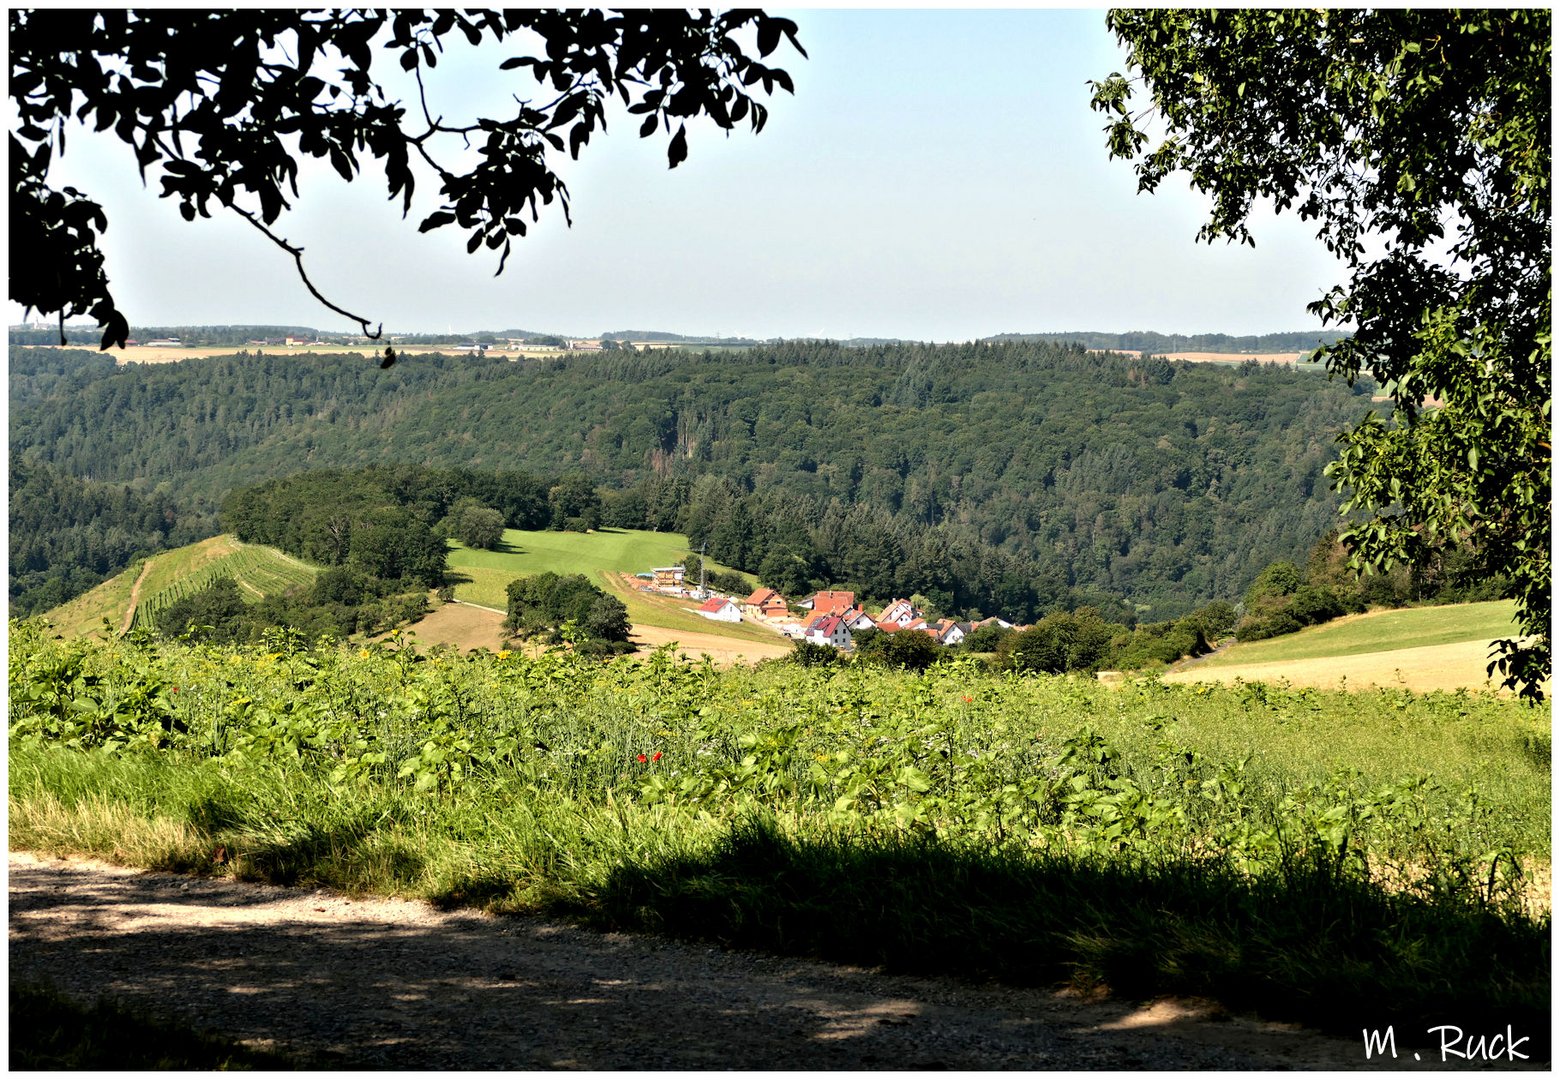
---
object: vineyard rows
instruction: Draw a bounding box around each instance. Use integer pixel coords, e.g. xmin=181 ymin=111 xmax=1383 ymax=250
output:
xmin=129 ymin=547 xmax=317 ymax=628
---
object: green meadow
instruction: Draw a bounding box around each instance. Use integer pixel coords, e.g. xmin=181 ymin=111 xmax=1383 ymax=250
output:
xmin=445 ymin=528 xmax=775 ymax=641
xmin=1198 ymin=601 xmax=1522 ymax=667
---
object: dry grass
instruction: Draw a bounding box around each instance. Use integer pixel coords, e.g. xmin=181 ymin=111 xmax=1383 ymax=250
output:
xmin=1161 ymin=637 xmax=1518 ymax=695
xmin=396 ymin=602 xmax=509 ymax=653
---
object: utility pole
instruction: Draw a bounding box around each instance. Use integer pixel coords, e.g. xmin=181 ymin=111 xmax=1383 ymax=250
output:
xmin=698 ymin=541 xmax=708 ymax=599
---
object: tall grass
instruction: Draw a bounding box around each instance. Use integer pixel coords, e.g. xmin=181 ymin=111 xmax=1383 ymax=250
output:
xmin=7 ymin=623 xmax=1551 ymax=1038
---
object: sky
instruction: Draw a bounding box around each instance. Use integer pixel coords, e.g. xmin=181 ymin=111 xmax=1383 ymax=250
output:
xmin=12 ymin=8 xmax=1351 ymax=342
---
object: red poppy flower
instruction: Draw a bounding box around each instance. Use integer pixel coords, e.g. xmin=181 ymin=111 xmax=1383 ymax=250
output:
xmin=637 ymin=754 xmax=647 ymax=763
xmin=961 ymin=695 xmax=972 ymax=704
xmin=652 ymin=751 xmax=662 ymax=762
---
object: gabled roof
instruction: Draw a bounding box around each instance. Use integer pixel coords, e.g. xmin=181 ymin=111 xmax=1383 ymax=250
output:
xmin=698 ymin=596 xmax=735 ymax=613
xmin=806 ymin=590 xmax=856 ymax=616
xmin=813 ymin=615 xmax=844 ymax=635
xmin=746 ymin=587 xmax=779 ymax=606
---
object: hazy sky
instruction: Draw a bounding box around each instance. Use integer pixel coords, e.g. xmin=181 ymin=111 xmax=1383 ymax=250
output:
xmin=13 ymin=8 xmax=1350 ymax=341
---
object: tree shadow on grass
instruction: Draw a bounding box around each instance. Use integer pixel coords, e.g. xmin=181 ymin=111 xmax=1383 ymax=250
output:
xmin=561 ymin=818 xmax=1552 ymax=1059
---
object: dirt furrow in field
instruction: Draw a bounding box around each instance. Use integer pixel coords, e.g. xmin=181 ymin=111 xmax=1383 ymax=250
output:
xmin=8 ymin=850 xmax=1423 ymax=1071
xmin=120 ymin=557 xmax=155 ymax=632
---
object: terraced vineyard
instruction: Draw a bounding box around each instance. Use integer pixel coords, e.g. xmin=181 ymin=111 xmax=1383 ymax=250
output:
xmin=44 ymin=536 xmax=319 ymax=637
xmin=129 ymin=543 xmax=318 ymax=629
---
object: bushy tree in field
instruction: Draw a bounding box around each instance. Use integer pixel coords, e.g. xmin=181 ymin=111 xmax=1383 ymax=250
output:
xmin=1001 ymin=608 xmax=1118 ymax=675
xmin=505 ymin=571 xmax=630 ymax=648
xmin=157 ymin=577 xmax=248 ymax=642
xmin=1092 ymin=8 xmax=1550 ymax=696
xmin=441 ymin=498 xmax=505 ymax=550
xmin=855 ymin=628 xmax=940 ymax=672
xmin=10 ymin=9 xmax=804 ymax=346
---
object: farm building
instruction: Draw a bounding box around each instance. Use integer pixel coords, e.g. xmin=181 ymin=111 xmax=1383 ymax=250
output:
xmin=697 ymin=596 xmax=742 ymax=622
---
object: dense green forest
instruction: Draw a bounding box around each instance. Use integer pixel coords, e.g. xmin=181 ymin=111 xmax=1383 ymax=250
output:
xmin=11 ymin=339 xmax=1378 ymax=619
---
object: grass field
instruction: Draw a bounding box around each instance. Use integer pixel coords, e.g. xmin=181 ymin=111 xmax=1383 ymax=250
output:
xmin=1163 ymin=600 xmax=1540 ymax=695
xmin=1201 ymin=601 xmax=1521 ymax=666
xmin=43 ymin=536 xmax=319 ymax=638
xmin=445 ymin=528 xmax=776 ymax=643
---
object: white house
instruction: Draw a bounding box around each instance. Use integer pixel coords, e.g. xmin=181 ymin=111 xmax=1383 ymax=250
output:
xmin=839 ymin=606 xmax=876 ymax=631
xmin=804 ymin=614 xmax=853 ymax=649
xmin=927 ymin=619 xmax=967 ymax=646
xmin=879 ymin=598 xmax=921 ymax=627
xmin=696 ymin=596 xmax=742 ymax=623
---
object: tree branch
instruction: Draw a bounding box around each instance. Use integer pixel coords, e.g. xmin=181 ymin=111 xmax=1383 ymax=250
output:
xmin=229 ymin=204 xmax=382 ymax=340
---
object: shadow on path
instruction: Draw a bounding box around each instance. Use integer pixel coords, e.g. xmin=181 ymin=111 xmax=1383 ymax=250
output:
xmin=5 ymin=852 xmax=1410 ymax=1071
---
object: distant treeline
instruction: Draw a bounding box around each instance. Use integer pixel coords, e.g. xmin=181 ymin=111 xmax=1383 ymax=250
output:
xmin=982 ymin=330 xmax=1349 ymax=354
xmin=11 ymin=337 xmax=1377 ymax=620
xmin=8 ymin=324 xmax=325 ymax=347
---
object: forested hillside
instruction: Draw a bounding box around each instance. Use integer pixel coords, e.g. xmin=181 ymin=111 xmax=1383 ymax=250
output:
xmin=10 ymin=340 xmax=1378 ymax=617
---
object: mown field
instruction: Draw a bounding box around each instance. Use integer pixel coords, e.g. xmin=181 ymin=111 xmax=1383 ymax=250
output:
xmin=446 ymin=528 xmax=776 ymax=643
xmin=8 ymin=622 xmax=1549 ymax=1041
xmin=43 ymin=536 xmax=319 ymax=639
xmin=1164 ymin=601 xmax=1543 ymax=696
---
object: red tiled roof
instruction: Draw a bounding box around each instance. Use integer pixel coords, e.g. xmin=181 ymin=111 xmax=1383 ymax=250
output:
xmin=698 ymin=597 xmax=733 ymax=613
xmin=746 ymin=587 xmax=779 ymax=606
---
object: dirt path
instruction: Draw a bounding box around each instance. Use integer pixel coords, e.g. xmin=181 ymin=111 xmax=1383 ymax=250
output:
xmin=8 ymin=850 xmax=1434 ymax=1071
xmin=120 ymin=557 xmax=155 ymax=632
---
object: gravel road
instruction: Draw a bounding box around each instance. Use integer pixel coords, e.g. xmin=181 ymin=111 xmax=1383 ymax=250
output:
xmin=6 ymin=850 xmax=1493 ymax=1070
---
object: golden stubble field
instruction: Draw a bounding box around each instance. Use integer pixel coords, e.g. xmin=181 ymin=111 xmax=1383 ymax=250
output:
xmin=1160 ymin=638 xmax=1525 ymax=695
xmin=21 ymin=344 xmax=566 ymax=365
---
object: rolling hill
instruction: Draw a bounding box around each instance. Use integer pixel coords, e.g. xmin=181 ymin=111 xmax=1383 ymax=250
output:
xmin=1161 ymin=600 xmax=1537 ymax=695
xmin=43 ymin=536 xmax=318 ymax=639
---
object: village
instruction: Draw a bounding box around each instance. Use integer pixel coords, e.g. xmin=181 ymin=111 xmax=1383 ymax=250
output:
xmin=636 ymin=565 xmax=1018 ymax=651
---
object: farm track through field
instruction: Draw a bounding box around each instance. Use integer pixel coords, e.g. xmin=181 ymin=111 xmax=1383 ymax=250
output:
xmin=120 ymin=558 xmax=154 ymax=633
xmin=10 ymin=851 xmax=1442 ymax=1071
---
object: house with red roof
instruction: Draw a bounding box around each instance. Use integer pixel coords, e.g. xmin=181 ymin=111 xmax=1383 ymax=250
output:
xmin=696 ymin=596 xmax=742 ymax=623
xmin=878 ymin=598 xmax=921 ymax=627
xmin=804 ymin=614 xmax=853 ymax=649
xmin=838 ymin=606 xmax=876 ymax=631
xmin=926 ymin=618 xmax=968 ymax=646
xmin=800 ymin=590 xmax=856 ymax=617
xmin=744 ymin=587 xmax=790 ymax=618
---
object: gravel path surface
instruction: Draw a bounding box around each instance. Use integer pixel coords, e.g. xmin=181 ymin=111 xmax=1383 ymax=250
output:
xmin=6 ymin=850 xmax=1459 ymax=1070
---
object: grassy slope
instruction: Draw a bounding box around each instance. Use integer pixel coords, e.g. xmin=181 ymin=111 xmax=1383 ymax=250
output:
xmin=43 ymin=536 xmax=318 ymax=638
xmin=1198 ymin=601 xmax=1520 ymax=668
xmin=446 ymin=528 xmax=778 ymax=642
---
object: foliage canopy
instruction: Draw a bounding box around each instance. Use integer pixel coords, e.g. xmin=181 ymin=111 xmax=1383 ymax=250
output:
xmin=1091 ymin=9 xmax=1551 ymax=696
xmin=9 ymin=8 xmax=804 ymax=346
